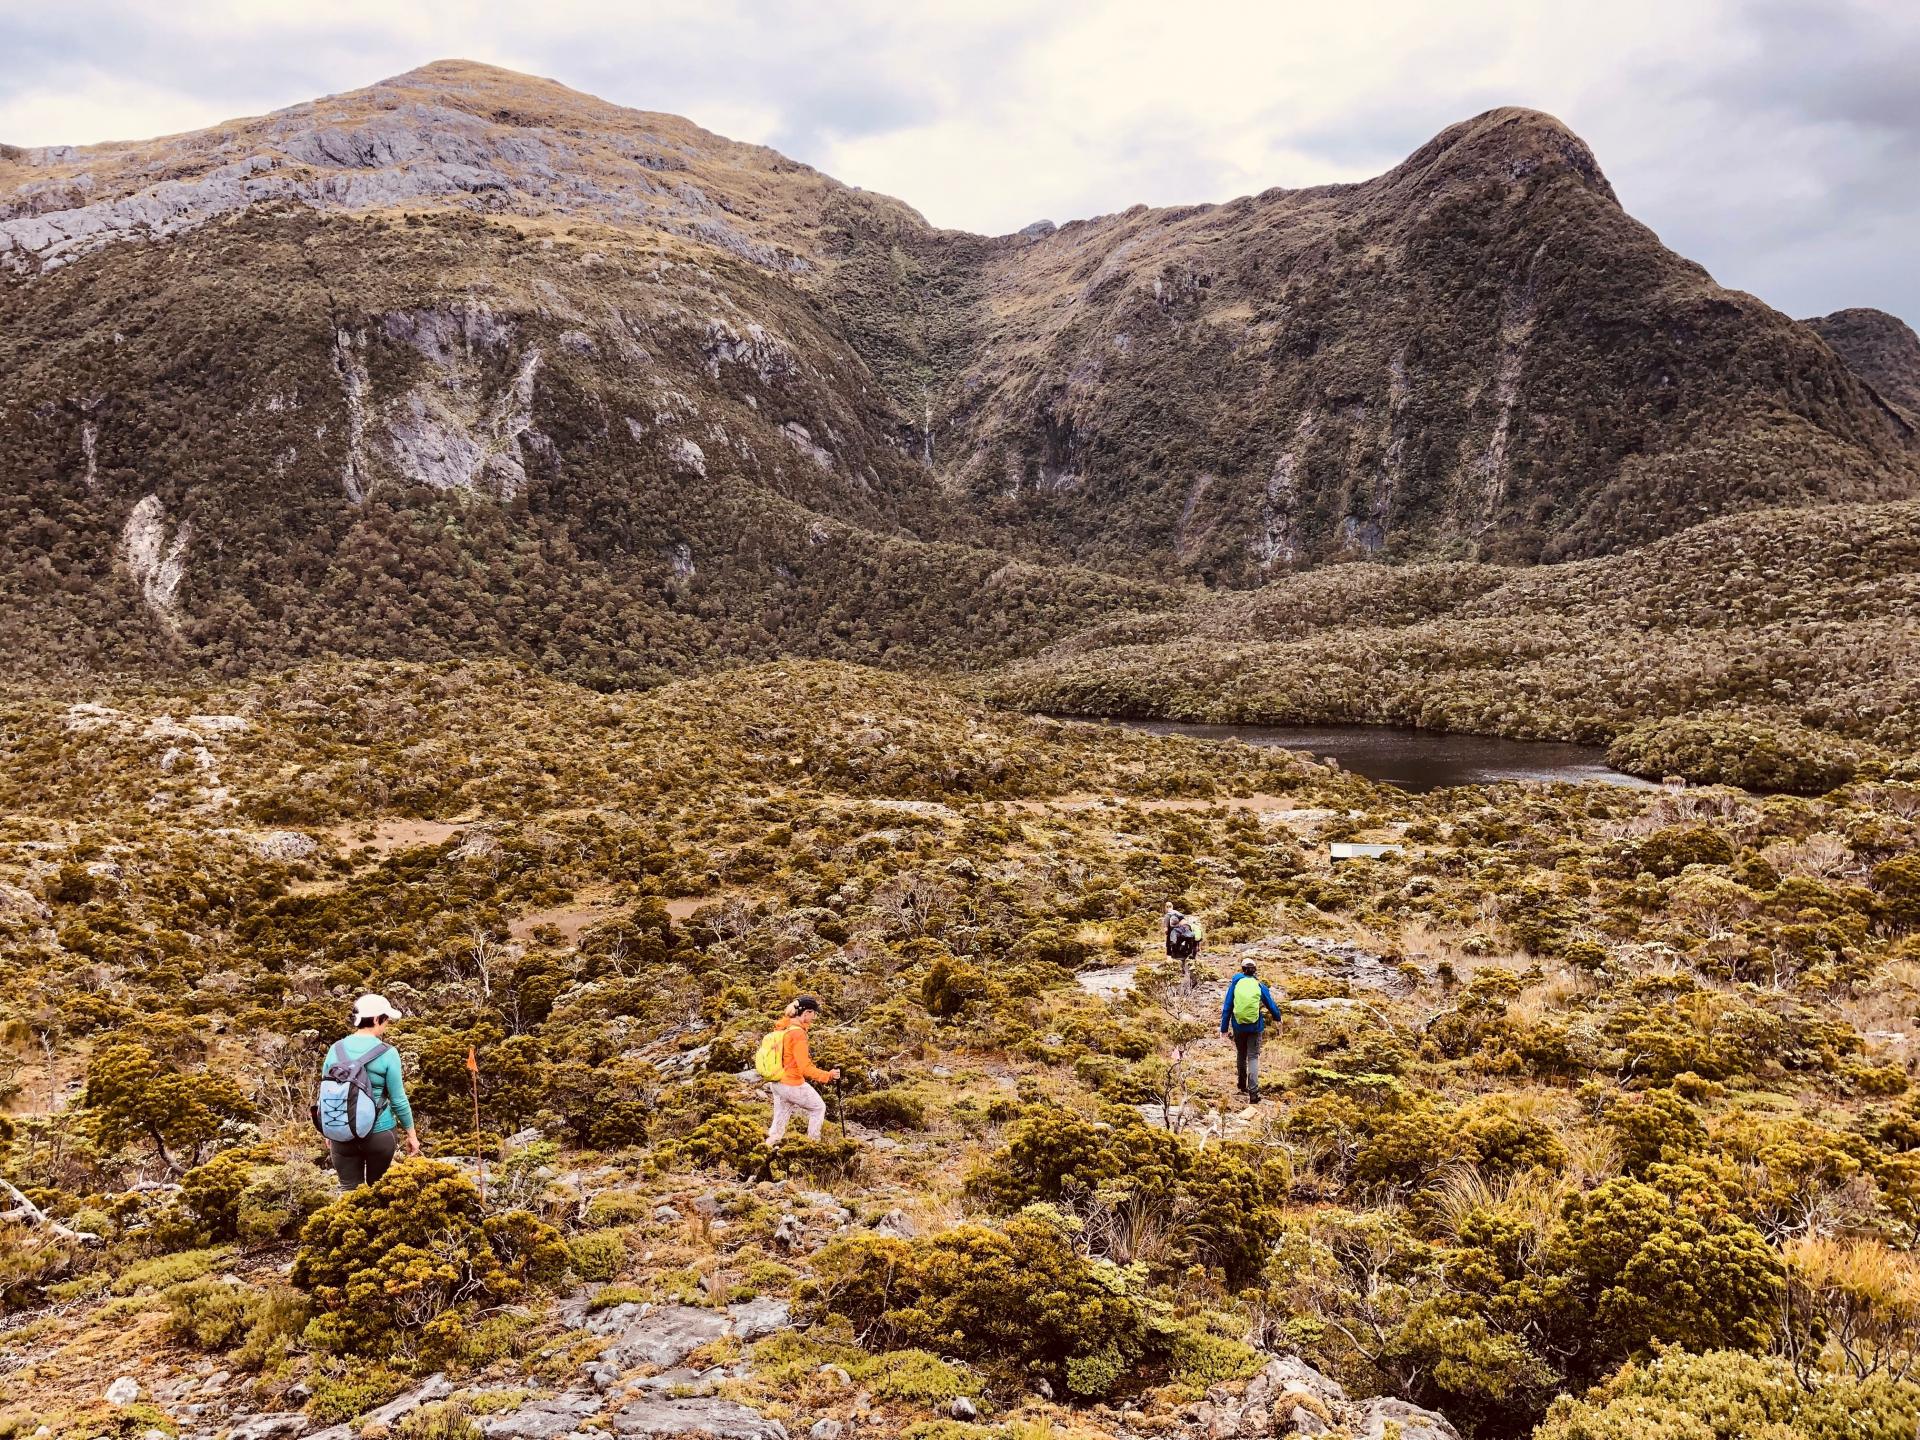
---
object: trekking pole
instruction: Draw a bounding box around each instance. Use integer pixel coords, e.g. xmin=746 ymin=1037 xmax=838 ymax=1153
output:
xmin=834 ymin=1076 xmax=847 ymax=1138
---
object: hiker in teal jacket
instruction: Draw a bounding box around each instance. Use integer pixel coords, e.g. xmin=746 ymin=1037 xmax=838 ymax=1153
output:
xmin=1220 ymin=962 xmax=1284 ymax=1103
xmin=325 ymin=993 xmax=420 ymax=1188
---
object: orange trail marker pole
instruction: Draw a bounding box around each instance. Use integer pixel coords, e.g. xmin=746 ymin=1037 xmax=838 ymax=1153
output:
xmin=466 ymin=1044 xmax=485 ymax=1205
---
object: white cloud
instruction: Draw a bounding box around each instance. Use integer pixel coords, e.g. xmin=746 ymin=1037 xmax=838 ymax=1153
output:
xmin=0 ymin=0 xmax=1912 ymax=322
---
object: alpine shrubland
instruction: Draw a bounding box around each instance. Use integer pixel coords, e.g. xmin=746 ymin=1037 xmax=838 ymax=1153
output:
xmin=0 ymin=658 xmax=1914 ymax=1440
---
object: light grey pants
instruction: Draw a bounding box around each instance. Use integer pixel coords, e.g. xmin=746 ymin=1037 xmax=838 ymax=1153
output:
xmin=768 ymin=1082 xmax=827 ymax=1142
xmin=1232 ymin=1027 xmax=1264 ymax=1098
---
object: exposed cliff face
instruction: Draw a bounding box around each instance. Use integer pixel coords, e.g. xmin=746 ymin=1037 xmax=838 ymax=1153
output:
xmin=1 ymin=63 xmax=1914 ymax=678
xmin=0 ymin=204 xmax=1165 ymax=681
xmin=1805 ymin=306 xmax=1920 ymax=423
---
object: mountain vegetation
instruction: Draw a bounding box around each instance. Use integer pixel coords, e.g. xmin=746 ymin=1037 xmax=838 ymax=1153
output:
xmin=0 ymin=660 xmax=1916 ymax=1440
xmin=2 ymin=60 xmax=1916 ymax=691
xmin=987 ymin=499 xmax=1920 ymax=790
xmin=1806 ymin=308 xmax=1920 ymax=423
xmin=2 ymin=57 xmax=1918 ymax=1440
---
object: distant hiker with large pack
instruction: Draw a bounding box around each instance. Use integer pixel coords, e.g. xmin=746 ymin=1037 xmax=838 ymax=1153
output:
xmin=1165 ymin=904 xmax=1202 ymax=987
xmin=1220 ymin=961 xmax=1284 ymax=1104
xmin=311 ymin=993 xmax=420 ymax=1188
xmin=756 ymin=995 xmax=840 ymax=1143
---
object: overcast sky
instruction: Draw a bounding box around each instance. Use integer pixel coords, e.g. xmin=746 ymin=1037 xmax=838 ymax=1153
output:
xmin=2 ymin=0 xmax=1913 ymax=324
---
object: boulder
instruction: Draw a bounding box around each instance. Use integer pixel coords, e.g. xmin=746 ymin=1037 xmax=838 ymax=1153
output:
xmin=1352 ymin=1397 xmax=1461 ymax=1440
xmin=726 ymin=1297 xmax=793 ymax=1340
xmin=248 ymin=830 xmax=317 ymax=861
xmin=362 ymin=1374 xmax=452 ymax=1428
xmin=584 ymin=1300 xmax=651 ymax=1335
xmin=602 ymin=1304 xmax=732 ymax=1370
xmin=104 ymin=1377 xmax=140 ymax=1405
xmin=871 ymin=1209 xmax=916 ymax=1240
xmin=479 ymin=1393 xmax=604 ymax=1439
xmin=632 ymin=1367 xmax=721 ymax=1397
xmin=1208 ymin=1355 xmax=1458 ymax=1440
xmin=612 ymin=1397 xmax=787 ymax=1439
xmin=0 ymin=882 xmax=49 ymax=920
xmin=1253 ymin=1355 xmax=1346 ymax=1409
xmin=224 ymin=1417 xmax=309 ymax=1440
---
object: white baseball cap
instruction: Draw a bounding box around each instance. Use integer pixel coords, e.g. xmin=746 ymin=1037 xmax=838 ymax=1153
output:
xmin=352 ymin=993 xmax=402 ymax=1024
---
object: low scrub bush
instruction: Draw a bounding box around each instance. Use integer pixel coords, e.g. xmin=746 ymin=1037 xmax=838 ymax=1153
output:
xmin=842 ymin=1088 xmax=929 ymax=1131
xmin=568 ymin=1230 xmax=625 ymax=1282
xmin=1535 ymin=1348 xmax=1920 ymax=1439
xmin=163 ymin=1277 xmax=307 ymax=1369
xmin=804 ymin=1210 xmax=1169 ymax=1398
xmin=291 ymin=1160 xmax=567 ymax=1359
xmin=1608 ymin=718 xmax=1857 ymax=794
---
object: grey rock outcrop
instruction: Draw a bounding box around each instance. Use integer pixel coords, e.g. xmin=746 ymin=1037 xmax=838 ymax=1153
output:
xmin=223 ymin=1415 xmax=309 ymax=1440
xmin=611 ymin=1397 xmax=787 ymax=1439
xmin=1190 ymin=1355 xmax=1459 ymax=1440
xmin=726 ymin=1297 xmax=793 ymax=1341
xmin=478 ymin=1392 xmax=604 ymax=1439
xmin=121 ymin=494 xmax=191 ymax=631
xmin=607 ymin=1305 xmax=729 ymax=1368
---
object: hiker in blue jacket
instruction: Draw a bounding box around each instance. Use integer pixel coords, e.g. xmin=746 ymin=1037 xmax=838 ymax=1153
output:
xmin=1220 ymin=961 xmax=1284 ymax=1104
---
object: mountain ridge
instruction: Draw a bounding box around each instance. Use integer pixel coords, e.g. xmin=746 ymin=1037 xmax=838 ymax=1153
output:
xmin=1 ymin=60 xmax=1915 ymax=684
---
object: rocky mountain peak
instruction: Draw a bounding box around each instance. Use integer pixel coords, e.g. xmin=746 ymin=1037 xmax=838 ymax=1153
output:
xmin=1387 ymin=105 xmax=1619 ymax=206
xmin=1804 ymin=306 xmax=1920 ymax=422
xmin=0 ymin=59 xmax=871 ymax=277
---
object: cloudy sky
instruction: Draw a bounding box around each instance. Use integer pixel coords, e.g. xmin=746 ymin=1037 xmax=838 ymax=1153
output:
xmin=2 ymin=0 xmax=1914 ymax=323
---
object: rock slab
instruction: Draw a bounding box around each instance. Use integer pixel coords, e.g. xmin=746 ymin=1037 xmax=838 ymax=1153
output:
xmin=612 ymin=1397 xmax=788 ymax=1439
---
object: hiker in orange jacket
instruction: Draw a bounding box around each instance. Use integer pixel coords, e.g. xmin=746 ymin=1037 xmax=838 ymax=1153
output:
xmin=767 ymin=995 xmax=840 ymax=1142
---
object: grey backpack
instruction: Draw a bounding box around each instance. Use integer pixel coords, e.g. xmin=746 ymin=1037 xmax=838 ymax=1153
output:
xmin=310 ymin=1039 xmax=391 ymax=1143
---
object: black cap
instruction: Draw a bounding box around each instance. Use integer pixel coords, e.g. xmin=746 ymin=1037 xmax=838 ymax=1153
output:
xmin=1241 ymin=961 xmax=1257 ymax=975
xmin=794 ymin=994 xmax=823 ymax=1014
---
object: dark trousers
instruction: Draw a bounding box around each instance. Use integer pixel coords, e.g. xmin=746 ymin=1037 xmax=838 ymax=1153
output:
xmin=329 ymin=1130 xmax=398 ymax=1189
xmin=1232 ymin=1027 xmax=1264 ymax=1098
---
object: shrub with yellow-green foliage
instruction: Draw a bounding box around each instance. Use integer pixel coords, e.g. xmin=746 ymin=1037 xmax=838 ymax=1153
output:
xmin=1549 ymin=1164 xmax=1786 ymax=1374
xmin=1607 ymin=718 xmax=1859 ymax=794
xmin=967 ymin=1105 xmax=1285 ymax=1285
xmin=1536 ymin=1348 xmax=1920 ymax=1440
xmin=567 ymin=1230 xmax=625 ymax=1282
xmin=81 ymin=1042 xmax=253 ymax=1171
xmin=163 ymin=1277 xmax=307 ymax=1369
xmin=291 ymin=1160 xmax=567 ymax=1360
xmin=805 ymin=1209 xmax=1170 ymax=1398
xmin=167 ymin=1146 xmax=332 ymax=1246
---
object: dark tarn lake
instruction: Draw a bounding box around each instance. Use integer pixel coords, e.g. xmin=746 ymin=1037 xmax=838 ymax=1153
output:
xmin=1105 ymin=719 xmax=1660 ymax=793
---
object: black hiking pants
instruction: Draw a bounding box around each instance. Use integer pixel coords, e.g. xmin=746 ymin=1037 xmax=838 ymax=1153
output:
xmin=329 ymin=1130 xmax=398 ymax=1189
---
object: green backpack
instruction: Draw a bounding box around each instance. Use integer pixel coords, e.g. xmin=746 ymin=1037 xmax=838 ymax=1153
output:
xmin=1232 ymin=976 xmax=1263 ymax=1025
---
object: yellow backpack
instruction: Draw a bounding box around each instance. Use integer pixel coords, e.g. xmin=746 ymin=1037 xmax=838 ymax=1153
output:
xmin=753 ymin=1029 xmax=786 ymax=1081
